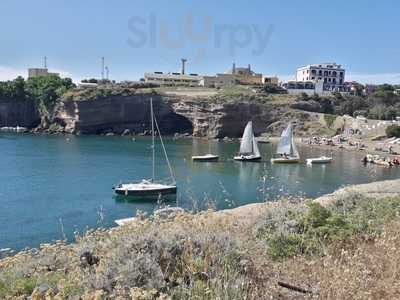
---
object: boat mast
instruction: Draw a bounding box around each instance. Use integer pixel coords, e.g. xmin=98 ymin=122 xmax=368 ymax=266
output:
xmin=154 ymin=115 xmax=176 ymax=184
xmin=151 ymin=98 xmax=155 ymax=182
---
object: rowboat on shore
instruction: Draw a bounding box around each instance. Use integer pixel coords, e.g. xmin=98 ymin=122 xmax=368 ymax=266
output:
xmin=306 ymin=156 xmax=333 ymax=164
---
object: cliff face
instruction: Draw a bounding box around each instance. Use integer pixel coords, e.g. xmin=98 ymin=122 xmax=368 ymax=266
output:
xmin=49 ymin=92 xmax=330 ymax=138
xmin=50 ymin=92 xmax=290 ymax=138
xmin=171 ymin=99 xmax=283 ymax=138
xmin=52 ymin=94 xmax=193 ymax=135
xmin=0 ymin=99 xmax=40 ymax=128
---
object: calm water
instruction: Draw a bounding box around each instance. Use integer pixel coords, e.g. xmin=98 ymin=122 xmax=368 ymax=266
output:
xmin=1 ymin=133 xmax=399 ymax=250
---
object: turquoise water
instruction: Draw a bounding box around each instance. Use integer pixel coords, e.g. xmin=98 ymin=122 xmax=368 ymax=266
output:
xmin=1 ymin=133 xmax=399 ymax=251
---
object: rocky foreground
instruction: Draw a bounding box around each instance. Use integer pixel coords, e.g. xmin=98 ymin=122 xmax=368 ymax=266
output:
xmin=1 ymin=179 xmax=400 ymax=299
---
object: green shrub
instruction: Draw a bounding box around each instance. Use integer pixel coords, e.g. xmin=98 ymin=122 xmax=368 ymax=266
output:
xmin=261 ymin=197 xmax=400 ymax=260
xmin=386 ymin=125 xmax=400 ymax=138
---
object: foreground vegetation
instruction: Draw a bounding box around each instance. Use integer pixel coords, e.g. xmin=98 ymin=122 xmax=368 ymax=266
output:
xmin=1 ymin=191 xmax=400 ymax=299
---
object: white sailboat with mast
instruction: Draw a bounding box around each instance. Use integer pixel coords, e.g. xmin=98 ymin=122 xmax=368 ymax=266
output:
xmin=271 ymin=122 xmax=300 ymax=163
xmin=113 ymin=98 xmax=177 ymax=197
xmin=234 ymin=121 xmax=261 ymax=161
xmin=191 ymin=107 xmax=219 ymax=162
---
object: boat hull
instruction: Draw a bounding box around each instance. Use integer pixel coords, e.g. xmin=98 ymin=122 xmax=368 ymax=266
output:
xmin=115 ymin=187 xmax=177 ymax=197
xmin=114 ymin=181 xmax=177 ymax=198
xmin=271 ymin=157 xmax=300 ymax=164
xmin=307 ymin=157 xmax=333 ymax=164
xmin=192 ymin=155 xmax=219 ymax=162
xmin=234 ymin=155 xmax=262 ymax=161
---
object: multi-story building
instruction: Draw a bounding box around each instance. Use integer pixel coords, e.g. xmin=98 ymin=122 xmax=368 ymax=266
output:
xmin=144 ymin=72 xmax=203 ymax=87
xmin=28 ymin=68 xmax=60 ymax=78
xmin=296 ymin=63 xmax=345 ymax=91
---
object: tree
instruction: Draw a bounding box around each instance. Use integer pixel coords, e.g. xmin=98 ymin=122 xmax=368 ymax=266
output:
xmin=26 ymin=75 xmax=75 ymax=113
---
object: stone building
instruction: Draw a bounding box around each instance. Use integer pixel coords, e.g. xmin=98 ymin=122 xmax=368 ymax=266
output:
xmin=28 ymin=68 xmax=60 ymax=78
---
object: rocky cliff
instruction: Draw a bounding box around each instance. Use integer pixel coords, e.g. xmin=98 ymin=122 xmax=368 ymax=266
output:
xmin=0 ymin=87 xmax=338 ymax=138
xmin=49 ymin=91 xmax=296 ymax=138
xmin=0 ymin=98 xmax=40 ymax=128
xmin=51 ymin=93 xmax=193 ymax=135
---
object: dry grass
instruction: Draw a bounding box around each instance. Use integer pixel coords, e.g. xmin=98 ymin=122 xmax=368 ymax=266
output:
xmin=1 ymin=194 xmax=400 ymax=299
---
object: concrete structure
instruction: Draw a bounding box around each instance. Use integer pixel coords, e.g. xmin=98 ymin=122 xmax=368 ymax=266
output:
xmin=282 ymin=80 xmax=326 ymax=96
xmin=296 ymin=63 xmax=345 ymax=91
xmin=144 ymin=72 xmax=202 ymax=86
xmin=227 ymin=63 xmax=263 ymax=85
xmin=28 ymin=68 xmax=59 ymax=78
xmin=201 ymin=74 xmax=235 ymax=88
xmin=263 ymin=76 xmax=279 ymax=85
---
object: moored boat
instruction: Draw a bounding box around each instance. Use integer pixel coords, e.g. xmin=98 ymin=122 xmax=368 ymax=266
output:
xmin=113 ymin=98 xmax=177 ymax=199
xmin=234 ymin=121 xmax=262 ymax=161
xmin=306 ymin=156 xmax=333 ymax=164
xmin=192 ymin=154 xmax=219 ymax=162
xmin=271 ymin=123 xmax=300 ymax=164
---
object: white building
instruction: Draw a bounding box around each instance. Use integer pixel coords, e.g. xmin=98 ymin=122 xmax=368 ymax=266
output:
xmin=282 ymin=80 xmax=326 ymax=96
xmin=296 ymin=63 xmax=345 ymax=91
xmin=144 ymin=72 xmax=202 ymax=86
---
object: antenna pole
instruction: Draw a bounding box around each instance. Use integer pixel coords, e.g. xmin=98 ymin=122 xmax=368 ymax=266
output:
xmin=101 ymin=57 xmax=105 ymax=80
xmin=151 ymin=98 xmax=155 ymax=182
xmin=44 ymin=56 xmax=47 ymax=69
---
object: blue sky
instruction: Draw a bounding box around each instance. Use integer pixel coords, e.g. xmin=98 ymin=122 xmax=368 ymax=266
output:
xmin=1 ymin=0 xmax=400 ymax=84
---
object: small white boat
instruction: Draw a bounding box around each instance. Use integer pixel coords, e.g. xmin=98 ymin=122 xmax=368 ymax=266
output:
xmin=306 ymin=156 xmax=333 ymax=164
xmin=271 ymin=123 xmax=300 ymax=164
xmin=234 ymin=121 xmax=262 ymax=161
xmin=115 ymin=216 xmax=137 ymax=226
xmin=113 ymin=98 xmax=177 ymax=199
xmin=115 ymin=207 xmax=184 ymax=226
xmin=192 ymin=154 xmax=219 ymax=162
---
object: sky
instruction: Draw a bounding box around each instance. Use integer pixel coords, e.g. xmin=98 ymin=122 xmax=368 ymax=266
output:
xmin=1 ymin=0 xmax=400 ymax=84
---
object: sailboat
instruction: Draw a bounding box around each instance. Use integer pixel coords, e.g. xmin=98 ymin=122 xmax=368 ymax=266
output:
xmin=271 ymin=123 xmax=300 ymax=163
xmin=234 ymin=121 xmax=262 ymax=161
xmin=113 ymin=98 xmax=177 ymax=197
xmin=191 ymin=107 xmax=219 ymax=162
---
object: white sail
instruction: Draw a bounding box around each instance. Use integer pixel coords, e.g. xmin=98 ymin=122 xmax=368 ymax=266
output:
xmin=276 ymin=124 xmax=292 ymax=155
xmin=239 ymin=121 xmax=254 ymax=155
xmin=252 ymin=136 xmax=261 ymax=157
xmin=291 ymin=135 xmax=299 ymax=158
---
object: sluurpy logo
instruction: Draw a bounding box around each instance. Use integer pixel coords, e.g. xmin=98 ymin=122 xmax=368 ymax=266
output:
xmin=127 ymin=12 xmax=274 ymax=62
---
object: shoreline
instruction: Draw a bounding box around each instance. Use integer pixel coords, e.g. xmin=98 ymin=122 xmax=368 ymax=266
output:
xmin=2 ymin=130 xmax=400 ymax=157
